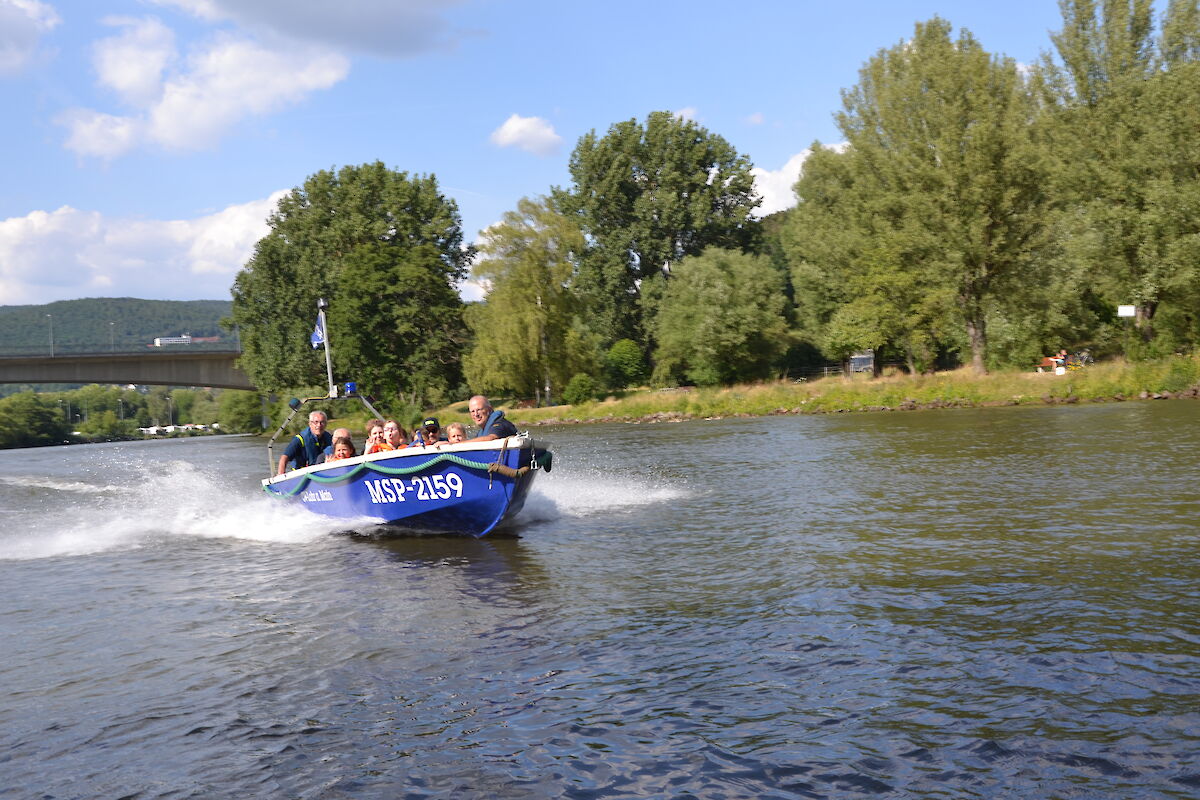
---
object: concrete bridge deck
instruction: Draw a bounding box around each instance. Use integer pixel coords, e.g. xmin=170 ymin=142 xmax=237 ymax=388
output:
xmin=0 ymin=351 xmax=254 ymax=390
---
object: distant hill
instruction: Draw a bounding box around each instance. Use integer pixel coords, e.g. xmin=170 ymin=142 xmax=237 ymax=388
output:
xmin=0 ymin=298 xmax=237 ymax=356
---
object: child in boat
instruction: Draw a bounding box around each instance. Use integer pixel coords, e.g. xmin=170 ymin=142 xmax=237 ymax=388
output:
xmin=327 ymin=436 xmax=356 ymax=461
xmin=364 ymin=422 xmax=388 ymax=453
xmin=445 ymin=422 xmax=466 ymax=444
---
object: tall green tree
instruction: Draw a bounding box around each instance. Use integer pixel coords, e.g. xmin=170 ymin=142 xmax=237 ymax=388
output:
xmin=0 ymin=393 xmax=72 ymax=448
xmin=1041 ymin=0 xmax=1200 ymax=350
xmin=833 ymin=17 xmax=1049 ymax=373
xmin=785 ymin=144 xmax=954 ymax=374
xmin=230 ymin=162 xmax=472 ymax=405
xmin=653 ymin=247 xmax=789 ymax=386
xmin=464 ymin=197 xmax=587 ymax=405
xmin=557 ymin=111 xmax=761 ymax=348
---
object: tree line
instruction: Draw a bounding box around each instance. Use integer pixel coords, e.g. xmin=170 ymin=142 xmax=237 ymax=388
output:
xmin=0 ymin=385 xmax=264 ymax=448
xmin=229 ymin=1 xmax=1200 ymax=410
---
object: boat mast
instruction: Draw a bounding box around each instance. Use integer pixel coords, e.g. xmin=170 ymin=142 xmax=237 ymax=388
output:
xmin=316 ymin=297 xmax=336 ymax=398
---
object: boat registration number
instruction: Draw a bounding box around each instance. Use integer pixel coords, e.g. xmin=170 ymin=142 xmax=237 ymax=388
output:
xmin=364 ymin=474 xmax=464 ymax=504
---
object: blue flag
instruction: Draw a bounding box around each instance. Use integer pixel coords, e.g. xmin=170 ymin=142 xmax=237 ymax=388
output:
xmin=310 ymin=314 xmax=326 ymax=349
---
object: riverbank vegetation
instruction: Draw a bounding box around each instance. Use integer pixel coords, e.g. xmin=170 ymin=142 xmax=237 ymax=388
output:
xmin=460 ymin=355 xmax=1199 ymax=427
xmin=226 ymin=1 xmax=1200 ymax=422
xmin=0 ymin=384 xmax=265 ymax=448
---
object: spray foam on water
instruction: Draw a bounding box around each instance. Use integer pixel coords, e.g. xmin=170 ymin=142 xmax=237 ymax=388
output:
xmin=0 ymin=457 xmax=690 ymax=560
xmin=518 ymin=468 xmax=691 ymax=523
xmin=0 ymin=460 xmax=370 ymax=561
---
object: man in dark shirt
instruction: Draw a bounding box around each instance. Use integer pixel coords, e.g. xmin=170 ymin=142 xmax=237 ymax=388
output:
xmin=468 ymin=395 xmax=518 ymax=441
xmin=277 ymin=411 xmax=332 ymax=475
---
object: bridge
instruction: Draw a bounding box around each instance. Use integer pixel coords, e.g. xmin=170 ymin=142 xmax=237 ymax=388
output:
xmin=0 ymin=350 xmax=255 ymax=390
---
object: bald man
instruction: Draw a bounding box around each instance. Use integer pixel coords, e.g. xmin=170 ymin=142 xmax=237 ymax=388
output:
xmin=467 ymin=395 xmax=518 ymax=442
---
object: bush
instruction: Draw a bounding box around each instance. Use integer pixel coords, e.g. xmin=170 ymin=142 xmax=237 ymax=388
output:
xmin=561 ymin=373 xmax=598 ymax=406
xmin=604 ymin=339 xmax=645 ymax=389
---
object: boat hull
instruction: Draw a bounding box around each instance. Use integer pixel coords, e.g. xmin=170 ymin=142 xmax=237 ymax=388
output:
xmin=262 ymin=436 xmax=546 ymax=537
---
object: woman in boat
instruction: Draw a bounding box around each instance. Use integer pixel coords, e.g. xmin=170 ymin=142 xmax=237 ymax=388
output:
xmin=382 ymin=420 xmax=408 ymax=450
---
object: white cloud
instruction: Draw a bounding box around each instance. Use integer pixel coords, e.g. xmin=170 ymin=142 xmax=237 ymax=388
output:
xmin=147 ymin=34 xmax=348 ymax=150
xmin=59 ymin=109 xmax=143 ymax=159
xmin=751 ymin=143 xmax=849 ymax=217
xmin=0 ymin=191 xmax=286 ymax=304
xmin=0 ymin=0 xmax=60 ymax=75
xmin=745 ymin=111 xmax=765 ymax=125
xmin=93 ymin=17 xmax=176 ymax=106
xmin=674 ymin=106 xmax=698 ymax=121
xmin=489 ymin=113 xmax=562 ymax=156
xmin=60 ymin=21 xmax=349 ymax=158
xmin=148 ymin=0 xmax=469 ymax=58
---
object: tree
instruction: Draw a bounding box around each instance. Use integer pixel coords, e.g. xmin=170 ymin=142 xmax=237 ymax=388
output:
xmin=465 ymin=197 xmax=586 ymax=405
xmin=0 ymin=393 xmax=72 ymax=448
xmin=653 ymin=248 xmax=789 ymax=386
xmin=833 ymin=17 xmax=1049 ymax=373
xmin=336 ymin=242 xmax=468 ymax=407
xmin=230 ymin=162 xmax=472 ymax=405
xmin=1040 ymin=0 xmax=1200 ymax=351
xmin=218 ymin=390 xmax=266 ymax=433
xmin=785 ymin=144 xmax=954 ymax=374
xmin=558 ymin=111 xmax=761 ymax=348
xmin=604 ymin=339 xmax=646 ymax=389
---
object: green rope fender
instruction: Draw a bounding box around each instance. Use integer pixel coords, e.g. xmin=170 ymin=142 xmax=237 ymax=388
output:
xmin=264 ymin=453 xmax=504 ymax=497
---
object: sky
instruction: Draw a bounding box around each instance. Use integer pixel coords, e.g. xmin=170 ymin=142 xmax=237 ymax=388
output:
xmin=0 ymin=0 xmax=1073 ymax=307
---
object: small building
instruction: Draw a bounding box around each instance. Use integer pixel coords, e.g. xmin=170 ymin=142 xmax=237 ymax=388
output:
xmin=850 ymin=350 xmax=875 ymax=373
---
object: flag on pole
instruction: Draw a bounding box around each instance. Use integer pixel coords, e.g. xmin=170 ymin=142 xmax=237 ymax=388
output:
xmin=310 ymin=313 xmax=326 ymax=348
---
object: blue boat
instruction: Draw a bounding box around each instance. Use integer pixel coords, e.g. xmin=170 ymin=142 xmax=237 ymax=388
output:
xmin=259 ymin=298 xmax=551 ymax=537
xmin=262 ymin=435 xmax=551 ymax=537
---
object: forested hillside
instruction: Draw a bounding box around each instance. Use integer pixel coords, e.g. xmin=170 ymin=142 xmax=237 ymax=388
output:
xmin=0 ymin=298 xmax=235 ymax=355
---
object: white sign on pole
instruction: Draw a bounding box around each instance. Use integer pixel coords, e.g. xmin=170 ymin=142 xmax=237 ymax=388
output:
xmin=1117 ymin=305 xmax=1136 ymax=318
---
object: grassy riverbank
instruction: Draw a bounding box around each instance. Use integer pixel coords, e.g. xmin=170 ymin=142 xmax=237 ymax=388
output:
xmin=468 ymin=355 xmax=1200 ymax=427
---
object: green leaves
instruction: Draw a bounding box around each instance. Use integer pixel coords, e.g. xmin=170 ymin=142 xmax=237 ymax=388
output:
xmin=230 ymin=163 xmax=470 ymax=405
xmin=653 ymin=248 xmax=788 ymax=386
xmin=560 ymin=111 xmax=761 ymax=347
xmin=464 ymin=197 xmax=587 ymax=405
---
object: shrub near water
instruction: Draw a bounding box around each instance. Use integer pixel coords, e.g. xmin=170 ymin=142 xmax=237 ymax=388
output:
xmin=496 ymin=356 xmax=1200 ymax=425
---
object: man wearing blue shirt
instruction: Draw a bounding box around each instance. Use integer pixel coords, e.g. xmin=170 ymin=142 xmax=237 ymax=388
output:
xmin=468 ymin=395 xmax=517 ymax=441
xmin=277 ymin=411 xmax=332 ymax=475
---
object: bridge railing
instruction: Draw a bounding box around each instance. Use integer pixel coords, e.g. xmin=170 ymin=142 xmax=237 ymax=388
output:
xmin=0 ymin=343 xmax=242 ymax=357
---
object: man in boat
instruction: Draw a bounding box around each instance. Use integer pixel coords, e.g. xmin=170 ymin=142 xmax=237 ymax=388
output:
xmin=276 ymin=411 xmax=332 ymax=475
xmin=468 ymin=395 xmax=518 ymax=441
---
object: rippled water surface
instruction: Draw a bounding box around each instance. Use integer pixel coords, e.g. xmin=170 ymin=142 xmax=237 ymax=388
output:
xmin=1 ymin=402 xmax=1198 ymax=798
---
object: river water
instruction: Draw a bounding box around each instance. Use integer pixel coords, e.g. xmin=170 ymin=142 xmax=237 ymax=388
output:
xmin=1 ymin=402 xmax=1197 ymax=799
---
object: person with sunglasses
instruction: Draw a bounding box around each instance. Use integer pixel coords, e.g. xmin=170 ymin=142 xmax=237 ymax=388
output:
xmin=410 ymin=417 xmax=448 ymax=448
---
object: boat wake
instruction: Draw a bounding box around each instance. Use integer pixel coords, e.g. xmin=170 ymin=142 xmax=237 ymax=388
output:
xmin=517 ymin=468 xmax=690 ymax=524
xmin=0 ymin=461 xmax=374 ymax=561
xmin=0 ymin=475 xmax=120 ymax=495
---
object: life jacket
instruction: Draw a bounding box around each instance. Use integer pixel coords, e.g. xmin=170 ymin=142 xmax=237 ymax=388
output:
xmin=292 ymin=427 xmax=329 ymax=468
xmin=482 ymin=409 xmax=508 ymax=436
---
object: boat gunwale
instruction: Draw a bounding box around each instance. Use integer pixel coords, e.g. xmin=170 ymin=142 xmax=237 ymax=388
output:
xmin=262 ymin=433 xmax=539 ymax=486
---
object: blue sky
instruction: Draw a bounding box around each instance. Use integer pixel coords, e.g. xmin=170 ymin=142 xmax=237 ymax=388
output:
xmin=0 ymin=0 xmax=1072 ymax=306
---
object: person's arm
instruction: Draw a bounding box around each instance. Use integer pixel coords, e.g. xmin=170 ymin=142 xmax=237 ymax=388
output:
xmin=276 ymin=454 xmax=290 ymax=475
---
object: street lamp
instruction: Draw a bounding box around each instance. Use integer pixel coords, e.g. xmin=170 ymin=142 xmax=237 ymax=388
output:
xmin=109 ymin=321 xmax=115 ymax=352
xmin=46 ymin=314 xmax=54 ymax=357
